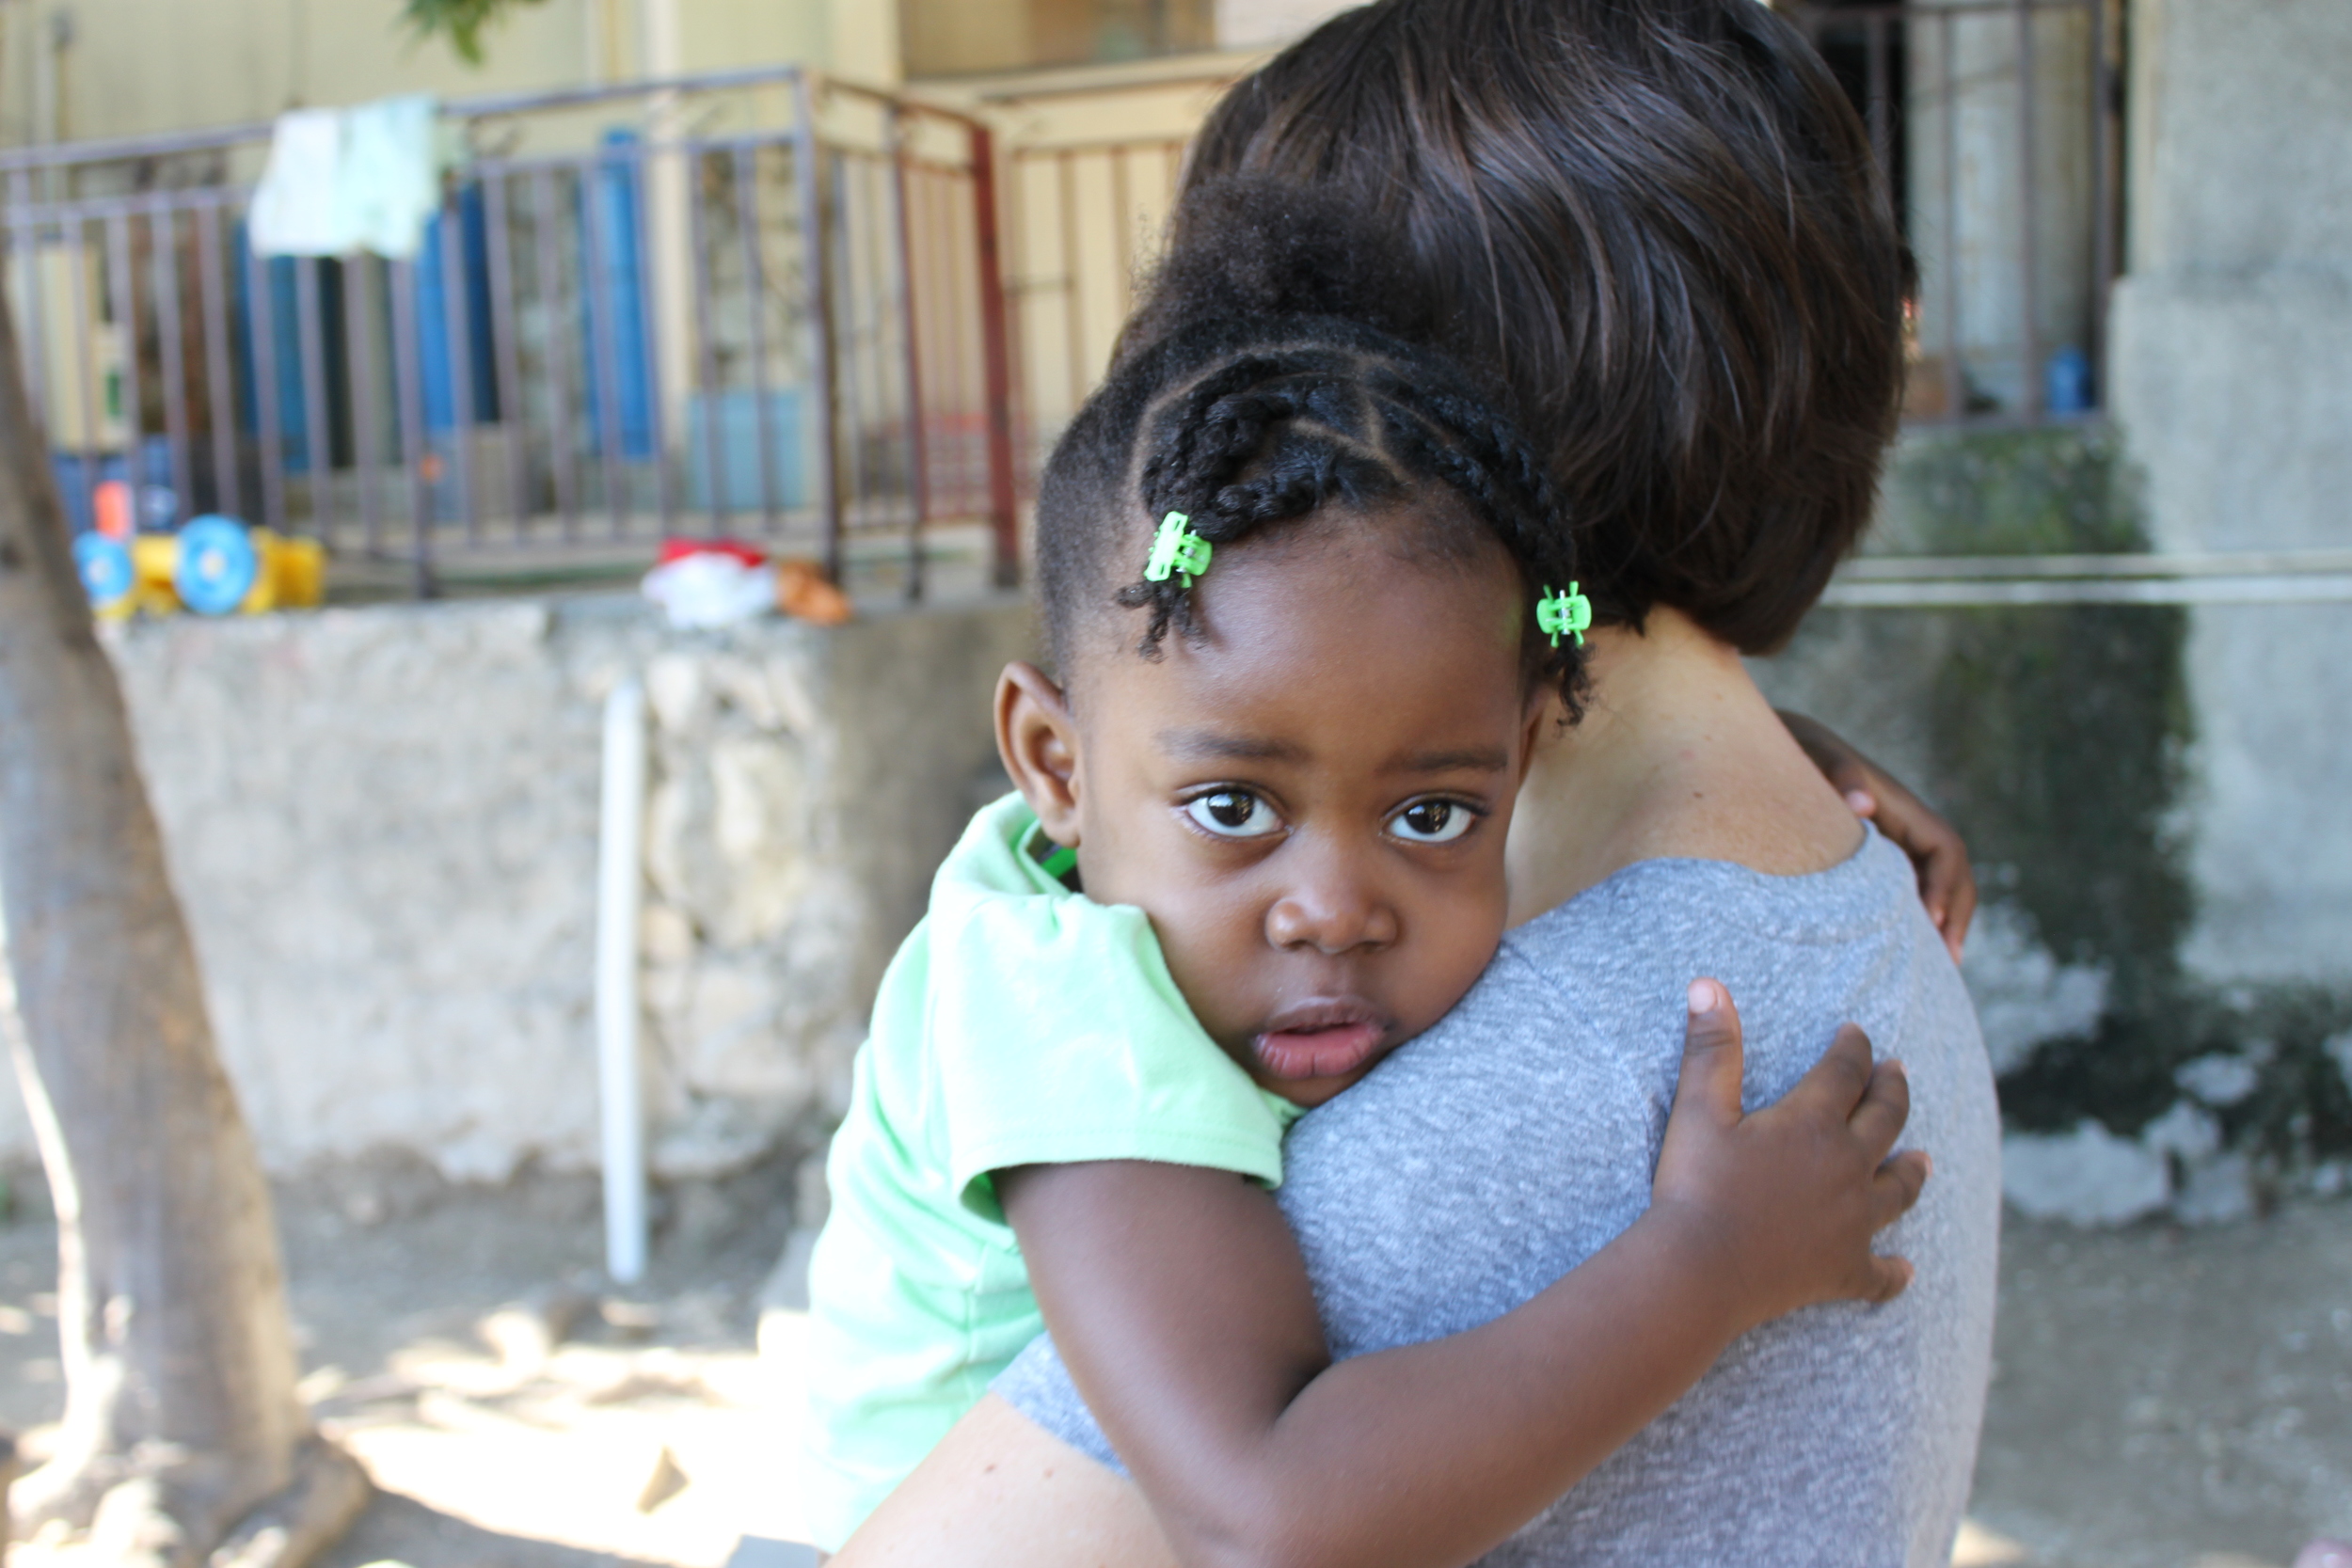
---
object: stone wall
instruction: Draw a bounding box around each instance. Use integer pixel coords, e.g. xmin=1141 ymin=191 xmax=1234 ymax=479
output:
xmin=2110 ymin=0 xmax=2352 ymax=990
xmin=1758 ymin=426 xmax=2352 ymax=1229
xmin=0 ymin=593 xmax=1035 ymax=1184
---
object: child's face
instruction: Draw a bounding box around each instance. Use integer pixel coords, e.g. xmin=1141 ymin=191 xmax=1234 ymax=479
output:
xmin=1002 ymin=508 xmax=1544 ymax=1106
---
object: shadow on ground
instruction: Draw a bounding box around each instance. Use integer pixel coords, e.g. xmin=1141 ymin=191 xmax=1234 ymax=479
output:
xmin=8 ymin=1159 xmax=2352 ymax=1567
xmin=320 ymin=1491 xmax=679 ymax=1568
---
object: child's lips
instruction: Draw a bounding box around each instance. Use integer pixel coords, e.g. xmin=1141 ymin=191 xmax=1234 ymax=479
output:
xmin=1252 ymin=1004 xmax=1391 ymax=1082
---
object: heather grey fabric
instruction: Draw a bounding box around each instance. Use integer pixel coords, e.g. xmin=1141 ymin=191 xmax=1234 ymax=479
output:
xmin=993 ymin=826 xmax=2002 ymax=1566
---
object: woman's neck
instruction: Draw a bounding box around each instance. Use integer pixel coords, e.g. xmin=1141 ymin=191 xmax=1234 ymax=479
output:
xmin=1504 ymin=605 xmax=1864 ymax=926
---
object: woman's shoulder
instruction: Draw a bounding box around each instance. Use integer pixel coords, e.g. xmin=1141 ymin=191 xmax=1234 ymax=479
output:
xmin=1507 ymin=822 xmax=1922 ymax=968
xmin=1336 ymin=823 xmax=1966 ymax=1104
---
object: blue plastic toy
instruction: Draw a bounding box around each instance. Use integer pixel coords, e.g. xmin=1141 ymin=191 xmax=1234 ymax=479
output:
xmin=73 ymin=533 xmax=136 ymax=615
xmin=2045 ymin=346 xmax=2093 ymax=416
xmin=175 ymin=515 xmax=262 ymax=616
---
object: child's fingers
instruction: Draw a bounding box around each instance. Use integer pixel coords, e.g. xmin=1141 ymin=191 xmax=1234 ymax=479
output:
xmin=1845 ymin=1055 xmax=1913 ymax=1162
xmin=1931 ymin=858 xmax=1979 ymax=961
xmin=1869 ymin=1149 xmax=1932 ymax=1230
xmin=1855 ymin=1253 xmax=1916 ymax=1306
xmin=1785 ymin=1022 xmax=1876 ymax=1120
xmin=1670 ymin=979 xmax=1745 ymax=1129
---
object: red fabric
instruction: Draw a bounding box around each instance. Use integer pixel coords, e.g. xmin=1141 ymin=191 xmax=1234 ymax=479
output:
xmin=658 ymin=538 xmax=769 ymax=567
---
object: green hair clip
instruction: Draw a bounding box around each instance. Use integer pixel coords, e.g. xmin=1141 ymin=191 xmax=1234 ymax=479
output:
xmin=1144 ymin=511 xmax=1214 ymax=588
xmin=1537 ymin=582 xmax=1594 ymax=648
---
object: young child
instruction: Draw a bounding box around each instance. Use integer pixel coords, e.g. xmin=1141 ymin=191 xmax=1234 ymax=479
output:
xmin=803 ymin=288 xmax=1927 ymax=1557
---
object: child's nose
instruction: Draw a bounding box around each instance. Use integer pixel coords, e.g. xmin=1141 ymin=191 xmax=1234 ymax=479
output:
xmin=1263 ymin=852 xmax=1400 ymax=955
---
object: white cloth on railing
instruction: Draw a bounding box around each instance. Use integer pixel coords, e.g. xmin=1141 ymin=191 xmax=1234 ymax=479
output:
xmin=248 ymin=94 xmax=453 ymax=261
xmin=246 ymin=109 xmax=344 ymax=257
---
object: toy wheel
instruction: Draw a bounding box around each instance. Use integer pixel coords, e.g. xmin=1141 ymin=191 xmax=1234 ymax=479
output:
xmin=176 ymin=515 xmax=260 ymax=615
xmin=73 ymin=533 xmax=136 ymax=612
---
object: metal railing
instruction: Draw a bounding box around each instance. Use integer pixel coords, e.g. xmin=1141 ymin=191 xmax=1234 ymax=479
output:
xmin=0 ymin=67 xmax=1020 ymax=595
xmin=1003 ymin=134 xmax=1190 ymax=476
xmin=996 ymin=0 xmax=2122 ymax=446
xmin=1786 ymin=0 xmax=2122 ymax=424
xmin=0 ymin=10 xmax=2123 ymax=601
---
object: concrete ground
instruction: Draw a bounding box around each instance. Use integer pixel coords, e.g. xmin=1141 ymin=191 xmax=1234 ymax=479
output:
xmin=4 ymin=1164 xmax=2350 ymax=1568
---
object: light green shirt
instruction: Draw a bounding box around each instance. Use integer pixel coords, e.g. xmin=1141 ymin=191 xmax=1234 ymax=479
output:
xmin=803 ymin=793 xmax=1300 ymax=1549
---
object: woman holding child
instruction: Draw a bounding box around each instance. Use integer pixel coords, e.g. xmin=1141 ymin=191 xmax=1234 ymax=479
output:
xmin=817 ymin=1 xmax=2001 ymax=1562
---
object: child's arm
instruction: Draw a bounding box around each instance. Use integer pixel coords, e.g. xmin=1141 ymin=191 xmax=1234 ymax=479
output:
xmin=1778 ymin=709 xmax=1979 ymax=960
xmin=994 ymin=980 xmax=1928 ymax=1568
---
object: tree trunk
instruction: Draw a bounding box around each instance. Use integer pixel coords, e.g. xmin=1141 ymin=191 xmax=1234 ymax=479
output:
xmin=0 ymin=280 xmax=365 ymax=1562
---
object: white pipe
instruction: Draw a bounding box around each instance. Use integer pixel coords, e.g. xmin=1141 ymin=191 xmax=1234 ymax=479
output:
xmin=1820 ymin=574 xmax=2352 ymax=609
xmin=596 ymin=676 xmax=649 ymax=1284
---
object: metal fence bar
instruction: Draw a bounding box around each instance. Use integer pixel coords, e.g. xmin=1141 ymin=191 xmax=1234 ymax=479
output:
xmin=195 ymin=200 xmax=241 ymax=523
xmin=581 ymin=155 xmax=629 ymax=539
xmin=242 ymin=235 xmax=289 ymax=534
xmin=437 ymin=191 xmax=481 ymax=545
xmin=482 ymin=168 xmax=533 ymax=535
xmin=886 ymin=106 xmax=930 ymax=601
xmin=9 ymin=179 xmax=52 ymax=441
xmin=1108 ymin=145 xmax=1133 ymax=321
xmin=151 ymin=212 xmax=196 ymax=525
xmin=934 ymin=166 xmax=962 ymax=514
xmin=734 ymin=143 xmax=782 ymax=539
xmin=2090 ymin=0 xmax=2118 ymax=404
xmin=389 ymin=258 xmax=434 ymax=593
xmin=832 ymin=150 xmax=874 ymax=526
xmin=1866 ymin=14 xmax=1894 ymax=213
xmin=532 ymin=168 xmax=581 ymax=542
xmin=1057 ymin=150 xmax=1084 ymax=410
xmin=64 ymin=217 xmax=102 ymax=524
xmin=624 ymin=138 xmax=676 ymax=540
xmin=347 ymin=256 xmax=386 ymax=553
xmin=793 ymin=73 xmax=843 ymax=581
xmin=1938 ymin=8 xmax=1965 ymax=420
xmin=686 ymin=148 xmax=725 ymax=537
xmin=103 ymin=216 xmax=143 ymax=521
xmin=1001 ymin=145 xmax=1035 ymax=494
xmin=2014 ymin=0 xmax=2042 ymax=420
xmin=294 ymin=257 xmax=333 ymax=535
xmin=969 ymin=121 xmax=1020 ymax=583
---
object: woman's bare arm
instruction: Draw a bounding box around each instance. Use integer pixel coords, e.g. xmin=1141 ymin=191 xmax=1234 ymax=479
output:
xmin=832 ymin=1392 xmax=1178 ymax=1568
xmin=846 ymin=984 xmax=1927 ymax=1568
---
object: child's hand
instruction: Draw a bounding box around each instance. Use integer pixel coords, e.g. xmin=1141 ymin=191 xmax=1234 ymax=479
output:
xmin=1777 ymin=710 xmax=1978 ymax=962
xmin=1647 ymin=979 xmax=1930 ymax=1330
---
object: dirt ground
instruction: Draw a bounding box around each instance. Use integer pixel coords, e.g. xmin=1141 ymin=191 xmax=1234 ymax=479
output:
xmin=4 ymin=1163 xmax=2350 ymax=1568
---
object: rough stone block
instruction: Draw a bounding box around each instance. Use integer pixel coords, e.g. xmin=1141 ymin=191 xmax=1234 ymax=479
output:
xmin=0 ymin=591 xmax=1035 ymax=1181
xmin=2002 ymin=1120 xmax=2171 ymax=1226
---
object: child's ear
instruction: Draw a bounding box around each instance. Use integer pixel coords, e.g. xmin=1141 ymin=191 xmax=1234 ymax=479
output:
xmin=1518 ymin=689 xmax=1558 ymax=784
xmin=995 ymin=661 xmax=1084 ymax=846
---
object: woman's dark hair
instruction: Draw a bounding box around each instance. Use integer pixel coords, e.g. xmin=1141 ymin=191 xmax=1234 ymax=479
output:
xmin=1038 ymin=185 xmax=1587 ymax=713
xmin=1132 ymin=0 xmax=1907 ymax=655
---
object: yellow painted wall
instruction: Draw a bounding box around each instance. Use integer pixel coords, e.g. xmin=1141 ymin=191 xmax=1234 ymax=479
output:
xmin=0 ymin=0 xmax=896 ymax=150
xmin=0 ymin=0 xmax=1348 ymax=150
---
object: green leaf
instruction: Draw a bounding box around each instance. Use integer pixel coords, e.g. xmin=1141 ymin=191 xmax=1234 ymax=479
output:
xmin=400 ymin=0 xmax=548 ymax=67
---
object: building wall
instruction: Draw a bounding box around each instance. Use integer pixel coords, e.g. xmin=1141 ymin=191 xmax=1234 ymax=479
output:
xmin=0 ymin=0 xmax=896 ymax=152
xmin=0 ymin=593 xmax=1034 ymax=1179
xmin=2109 ymin=0 xmax=2352 ymax=985
xmin=1212 ymin=0 xmax=1353 ymax=52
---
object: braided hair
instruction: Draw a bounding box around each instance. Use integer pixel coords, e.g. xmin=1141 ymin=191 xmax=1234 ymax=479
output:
xmin=1038 ymin=191 xmax=1592 ymax=717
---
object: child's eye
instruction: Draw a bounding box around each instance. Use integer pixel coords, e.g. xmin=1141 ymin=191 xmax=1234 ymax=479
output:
xmin=1389 ymin=798 xmax=1477 ymax=845
xmin=1184 ymin=789 xmax=1283 ymax=839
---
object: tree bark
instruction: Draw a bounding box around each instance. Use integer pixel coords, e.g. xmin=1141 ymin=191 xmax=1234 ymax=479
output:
xmin=0 ymin=277 xmax=365 ymax=1561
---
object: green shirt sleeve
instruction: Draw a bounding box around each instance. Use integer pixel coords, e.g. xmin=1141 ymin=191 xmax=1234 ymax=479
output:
xmin=921 ymin=813 xmax=1292 ymax=1225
